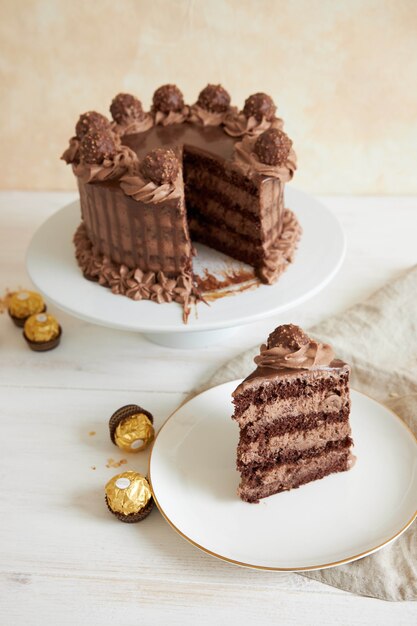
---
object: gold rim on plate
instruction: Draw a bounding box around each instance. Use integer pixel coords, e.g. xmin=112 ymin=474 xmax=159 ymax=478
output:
xmin=148 ymin=384 xmax=417 ymax=571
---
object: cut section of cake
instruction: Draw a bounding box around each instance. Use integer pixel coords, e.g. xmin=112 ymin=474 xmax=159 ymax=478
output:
xmin=232 ymin=324 xmax=354 ymax=503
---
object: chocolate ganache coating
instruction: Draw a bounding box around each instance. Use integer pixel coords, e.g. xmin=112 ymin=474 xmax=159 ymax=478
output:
xmin=197 ymin=84 xmax=231 ymax=113
xmin=243 ymin=93 xmax=276 ymax=122
xmin=254 ymin=128 xmax=293 ymax=166
xmin=110 ymin=93 xmax=144 ymax=124
xmin=267 ymin=324 xmax=310 ymax=350
xmin=79 ymin=129 xmax=117 ymax=165
xmin=140 ymin=147 xmax=179 ymax=185
xmin=152 ymin=84 xmax=184 ymax=113
xmin=75 ymin=111 xmax=111 ymax=140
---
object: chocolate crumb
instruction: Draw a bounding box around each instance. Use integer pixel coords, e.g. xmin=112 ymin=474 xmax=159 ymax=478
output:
xmin=243 ymin=93 xmax=276 ymax=122
xmin=152 ymin=84 xmax=184 ymax=113
xmin=254 ymin=128 xmax=292 ymax=166
xmin=197 ymin=84 xmax=231 ymax=113
xmin=106 ymin=458 xmax=128 ymax=468
xmin=141 ymin=147 xmax=179 ymax=185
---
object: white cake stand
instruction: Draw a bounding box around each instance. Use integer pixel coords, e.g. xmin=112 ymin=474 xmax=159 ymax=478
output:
xmin=26 ymin=188 xmax=345 ymax=348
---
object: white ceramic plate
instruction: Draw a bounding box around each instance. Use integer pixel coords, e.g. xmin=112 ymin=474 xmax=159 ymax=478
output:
xmin=26 ymin=188 xmax=345 ymax=334
xmin=149 ymin=381 xmax=417 ymax=571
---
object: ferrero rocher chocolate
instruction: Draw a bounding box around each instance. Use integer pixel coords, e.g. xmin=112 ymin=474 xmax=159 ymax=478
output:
xmin=105 ymin=471 xmax=154 ymax=523
xmin=115 ymin=414 xmax=154 ymax=452
xmin=109 ymin=404 xmax=154 ymax=452
xmin=23 ymin=313 xmax=61 ymax=351
xmin=8 ymin=290 xmax=45 ymax=326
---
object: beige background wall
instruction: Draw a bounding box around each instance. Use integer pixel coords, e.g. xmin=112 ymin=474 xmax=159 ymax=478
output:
xmin=0 ymin=0 xmax=415 ymax=194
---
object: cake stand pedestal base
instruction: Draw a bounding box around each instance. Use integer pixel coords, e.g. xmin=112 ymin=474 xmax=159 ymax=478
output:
xmin=143 ymin=327 xmax=240 ymax=349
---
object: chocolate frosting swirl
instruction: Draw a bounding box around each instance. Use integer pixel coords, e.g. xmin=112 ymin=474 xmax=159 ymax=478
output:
xmin=189 ymin=104 xmax=237 ymax=127
xmin=233 ymin=135 xmax=297 ymax=182
xmin=61 ymin=137 xmax=80 ymax=164
xmin=112 ymin=114 xmax=154 ymax=136
xmin=254 ymin=339 xmax=334 ymax=370
xmin=154 ymin=107 xmax=190 ymax=126
xmin=223 ymin=112 xmax=283 ymax=138
xmin=72 ymin=145 xmax=138 ymax=183
xmin=120 ymin=172 xmax=182 ymax=203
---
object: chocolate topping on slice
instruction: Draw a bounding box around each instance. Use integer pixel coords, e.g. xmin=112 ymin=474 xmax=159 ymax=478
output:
xmin=267 ymin=324 xmax=310 ymax=350
xmin=79 ymin=129 xmax=117 ymax=164
xmin=110 ymin=93 xmax=144 ymax=124
xmin=254 ymin=128 xmax=293 ymax=166
xmin=152 ymin=84 xmax=184 ymax=113
xmin=141 ymin=147 xmax=179 ymax=185
xmin=243 ymin=93 xmax=276 ymax=122
xmin=75 ymin=111 xmax=110 ymax=140
xmin=197 ymin=84 xmax=231 ymax=113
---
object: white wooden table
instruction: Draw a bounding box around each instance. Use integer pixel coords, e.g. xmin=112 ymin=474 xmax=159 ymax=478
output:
xmin=0 ymin=191 xmax=416 ymax=625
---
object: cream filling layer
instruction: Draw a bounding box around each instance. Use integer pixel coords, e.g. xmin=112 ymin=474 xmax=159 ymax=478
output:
xmin=238 ymin=420 xmax=351 ymax=466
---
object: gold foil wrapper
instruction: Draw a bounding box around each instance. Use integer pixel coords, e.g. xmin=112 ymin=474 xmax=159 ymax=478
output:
xmin=8 ymin=290 xmax=45 ymax=319
xmin=114 ymin=414 xmax=155 ymax=452
xmin=24 ymin=313 xmax=60 ymax=342
xmin=105 ymin=471 xmax=152 ymax=515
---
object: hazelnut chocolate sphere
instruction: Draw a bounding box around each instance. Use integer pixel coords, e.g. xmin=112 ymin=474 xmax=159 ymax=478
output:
xmin=243 ymin=93 xmax=276 ymax=122
xmin=152 ymin=84 xmax=184 ymax=113
xmin=75 ymin=111 xmax=110 ymax=140
xmin=196 ymin=84 xmax=231 ymax=113
xmin=110 ymin=93 xmax=144 ymax=124
xmin=254 ymin=128 xmax=292 ymax=166
xmin=267 ymin=324 xmax=309 ymax=350
xmin=141 ymin=148 xmax=179 ymax=185
xmin=79 ymin=129 xmax=117 ymax=165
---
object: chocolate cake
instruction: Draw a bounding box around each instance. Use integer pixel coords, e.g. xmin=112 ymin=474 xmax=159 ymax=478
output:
xmin=232 ymin=324 xmax=354 ymax=503
xmin=62 ymin=85 xmax=301 ymax=320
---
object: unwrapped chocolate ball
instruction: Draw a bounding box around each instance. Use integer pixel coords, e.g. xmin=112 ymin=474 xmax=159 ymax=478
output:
xmin=23 ymin=313 xmax=62 ymax=351
xmin=110 ymin=93 xmax=144 ymax=125
xmin=152 ymin=84 xmax=184 ymax=113
xmin=105 ymin=471 xmax=154 ymax=523
xmin=75 ymin=111 xmax=111 ymax=140
xmin=141 ymin=148 xmax=179 ymax=185
xmin=197 ymin=84 xmax=231 ymax=113
xmin=79 ymin=129 xmax=117 ymax=164
xmin=243 ymin=92 xmax=276 ymax=122
xmin=254 ymin=128 xmax=292 ymax=166
xmin=109 ymin=404 xmax=154 ymax=452
xmin=267 ymin=324 xmax=309 ymax=350
xmin=8 ymin=290 xmax=46 ymax=327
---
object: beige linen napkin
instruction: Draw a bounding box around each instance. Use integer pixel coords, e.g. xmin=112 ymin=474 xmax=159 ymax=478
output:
xmin=192 ymin=266 xmax=417 ymax=601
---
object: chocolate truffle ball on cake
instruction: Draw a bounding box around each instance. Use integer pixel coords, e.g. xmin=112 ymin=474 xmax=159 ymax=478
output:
xmin=232 ymin=324 xmax=354 ymax=503
xmin=63 ymin=84 xmax=302 ymax=320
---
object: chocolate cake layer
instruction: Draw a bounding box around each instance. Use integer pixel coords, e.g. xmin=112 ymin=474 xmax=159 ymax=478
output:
xmin=233 ymin=363 xmax=350 ymax=431
xmin=237 ymin=417 xmax=352 ymax=468
xmin=238 ymin=435 xmax=353 ymax=474
xmin=238 ymin=448 xmax=353 ymax=503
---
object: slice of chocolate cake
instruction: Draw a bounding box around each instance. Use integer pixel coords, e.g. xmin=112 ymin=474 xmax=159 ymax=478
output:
xmin=232 ymin=324 xmax=354 ymax=503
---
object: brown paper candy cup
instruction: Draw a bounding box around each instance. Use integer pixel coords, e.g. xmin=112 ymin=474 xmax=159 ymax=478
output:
xmin=9 ymin=304 xmax=47 ymax=328
xmin=109 ymin=404 xmax=154 ymax=444
xmin=23 ymin=325 xmax=62 ymax=352
xmin=105 ymin=494 xmax=154 ymax=523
